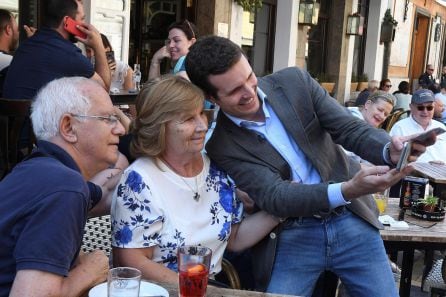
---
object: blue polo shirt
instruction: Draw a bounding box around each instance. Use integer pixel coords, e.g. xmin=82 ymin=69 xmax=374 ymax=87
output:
xmin=0 ymin=141 xmax=99 ymax=296
xmin=3 ymin=27 xmax=94 ymax=99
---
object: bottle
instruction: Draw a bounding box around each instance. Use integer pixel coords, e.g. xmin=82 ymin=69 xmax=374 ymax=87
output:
xmin=403 ymin=183 xmax=411 ymax=208
xmin=132 ymin=64 xmax=141 ymax=91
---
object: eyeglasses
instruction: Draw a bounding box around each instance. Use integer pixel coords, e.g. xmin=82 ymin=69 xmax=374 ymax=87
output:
xmin=71 ymin=114 xmax=121 ymax=126
xmin=428 ymin=69 xmax=435 ymax=71
xmin=416 ymin=105 xmax=434 ymax=111
xmin=384 ymin=84 xmax=392 ymax=88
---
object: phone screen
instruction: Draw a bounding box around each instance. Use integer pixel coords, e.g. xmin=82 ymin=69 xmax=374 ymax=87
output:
xmin=64 ymin=17 xmax=87 ymax=39
xmin=106 ymin=51 xmax=115 ymax=64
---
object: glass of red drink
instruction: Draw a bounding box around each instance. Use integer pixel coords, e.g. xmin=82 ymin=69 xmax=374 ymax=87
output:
xmin=178 ymin=245 xmax=212 ymax=297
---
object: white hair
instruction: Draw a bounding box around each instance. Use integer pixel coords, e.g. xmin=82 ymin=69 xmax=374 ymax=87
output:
xmin=31 ymin=77 xmax=95 ymax=140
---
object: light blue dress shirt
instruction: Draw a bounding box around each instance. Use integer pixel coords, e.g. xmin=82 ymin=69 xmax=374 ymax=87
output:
xmin=224 ymin=88 xmax=349 ymax=209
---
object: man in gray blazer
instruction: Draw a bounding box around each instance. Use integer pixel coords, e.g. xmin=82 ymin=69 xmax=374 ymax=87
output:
xmin=185 ymin=36 xmax=430 ymax=296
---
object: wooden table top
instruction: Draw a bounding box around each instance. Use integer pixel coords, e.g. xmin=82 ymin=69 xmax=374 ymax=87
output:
xmin=412 ymin=162 xmax=446 ymax=184
xmin=155 ymin=282 xmax=298 ymax=297
xmin=380 ymin=198 xmax=446 ymax=243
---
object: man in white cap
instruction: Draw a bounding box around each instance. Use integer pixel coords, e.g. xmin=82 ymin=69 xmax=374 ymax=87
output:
xmin=390 ymin=89 xmax=446 ymax=163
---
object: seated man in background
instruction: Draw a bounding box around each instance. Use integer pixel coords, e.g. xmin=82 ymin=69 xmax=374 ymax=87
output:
xmin=390 ymin=89 xmax=446 ymax=164
xmin=418 ymin=64 xmax=436 ymax=89
xmin=0 ymin=77 xmax=126 ymax=296
xmin=0 ymin=9 xmax=18 ymax=71
xmin=434 ymin=97 xmax=446 ymax=125
xmin=3 ymin=0 xmax=110 ymax=99
xmin=0 ymin=9 xmax=19 ymax=95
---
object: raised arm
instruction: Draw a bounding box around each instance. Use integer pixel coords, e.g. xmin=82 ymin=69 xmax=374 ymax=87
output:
xmin=76 ymin=23 xmax=111 ymax=90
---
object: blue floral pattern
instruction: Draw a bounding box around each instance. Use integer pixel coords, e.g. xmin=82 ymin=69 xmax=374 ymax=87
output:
xmin=111 ymin=155 xmax=243 ymax=274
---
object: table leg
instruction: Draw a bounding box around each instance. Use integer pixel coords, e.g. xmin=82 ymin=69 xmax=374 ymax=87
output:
xmin=399 ymin=249 xmax=415 ymax=297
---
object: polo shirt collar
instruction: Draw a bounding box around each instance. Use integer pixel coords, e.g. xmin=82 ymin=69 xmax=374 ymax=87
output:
xmin=35 ymin=140 xmax=81 ymax=173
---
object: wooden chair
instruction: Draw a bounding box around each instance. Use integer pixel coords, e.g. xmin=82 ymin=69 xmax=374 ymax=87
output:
xmin=381 ymin=109 xmax=410 ymax=132
xmin=0 ymin=98 xmax=34 ymax=179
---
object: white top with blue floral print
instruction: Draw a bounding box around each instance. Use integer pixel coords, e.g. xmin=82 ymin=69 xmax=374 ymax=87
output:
xmin=111 ymin=153 xmax=243 ymax=274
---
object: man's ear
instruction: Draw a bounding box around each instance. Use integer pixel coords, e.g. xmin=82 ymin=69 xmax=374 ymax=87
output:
xmin=59 ymin=114 xmax=78 ymax=143
xmin=4 ymin=24 xmax=12 ymax=36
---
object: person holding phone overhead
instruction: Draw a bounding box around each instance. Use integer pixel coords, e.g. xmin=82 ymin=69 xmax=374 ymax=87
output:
xmin=3 ymin=0 xmax=111 ymax=100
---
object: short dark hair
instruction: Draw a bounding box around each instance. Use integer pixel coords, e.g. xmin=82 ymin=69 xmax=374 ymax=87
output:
xmin=41 ymin=0 xmax=78 ymax=28
xmin=379 ymin=78 xmax=391 ymax=90
xmin=168 ymin=19 xmax=198 ymax=40
xmin=397 ymin=81 xmax=410 ymax=94
xmin=0 ymin=9 xmax=14 ymax=36
xmin=186 ymin=36 xmax=243 ymax=99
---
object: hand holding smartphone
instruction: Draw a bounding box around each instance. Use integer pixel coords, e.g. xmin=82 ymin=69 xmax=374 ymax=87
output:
xmin=64 ymin=17 xmax=87 ymax=39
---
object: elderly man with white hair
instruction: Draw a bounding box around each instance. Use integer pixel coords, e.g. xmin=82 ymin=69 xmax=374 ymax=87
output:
xmin=0 ymin=77 xmax=126 ymax=296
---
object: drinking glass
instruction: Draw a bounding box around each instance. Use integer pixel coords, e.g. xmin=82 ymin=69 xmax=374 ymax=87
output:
xmin=178 ymin=246 xmax=212 ymax=297
xmin=107 ymin=267 xmax=141 ymax=297
xmin=373 ymin=188 xmax=390 ymax=215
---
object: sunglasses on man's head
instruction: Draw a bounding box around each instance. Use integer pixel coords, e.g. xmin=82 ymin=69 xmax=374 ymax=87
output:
xmin=416 ymin=105 xmax=434 ymax=111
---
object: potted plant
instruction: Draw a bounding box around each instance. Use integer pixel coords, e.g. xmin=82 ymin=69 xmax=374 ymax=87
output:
xmin=350 ymin=73 xmax=358 ymax=93
xmin=316 ymin=72 xmax=336 ymax=94
xmin=357 ymin=73 xmax=369 ymax=91
xmin=418 ymin=195 xmax=439 ymax=213
xmin=411 ymin=195 xmax=445 ymax=221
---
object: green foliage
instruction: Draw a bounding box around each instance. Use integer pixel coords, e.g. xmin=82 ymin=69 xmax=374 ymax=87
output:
xmin=234 ymin=0 xmax=262 ymax=11
xmin=418 ymin=195 xmax=439 ymax=207
xmin=357 ymin=73 xmax=368 ymax=82
xmin=383 ymin=9 xmax=398 ymax=27
xmin=351 ymin=73 xmax=358 ymax=83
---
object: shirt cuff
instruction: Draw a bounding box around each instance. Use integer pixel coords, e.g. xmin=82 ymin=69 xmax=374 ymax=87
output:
xmin=327 ymin=183 xmax=350 ymax=209
xmin=382 ymin=142 xmax=395 ymax=166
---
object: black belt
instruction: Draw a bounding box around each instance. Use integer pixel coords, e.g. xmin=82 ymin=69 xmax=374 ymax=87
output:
xmin=313 ymin=205 xmax=347 ymax=219
xmin=287 ymin=205 xmax=347 ymax=222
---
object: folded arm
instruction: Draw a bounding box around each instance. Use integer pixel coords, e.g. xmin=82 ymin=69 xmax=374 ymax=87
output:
xmin=10 ymin=251 xmax=108 ymax=297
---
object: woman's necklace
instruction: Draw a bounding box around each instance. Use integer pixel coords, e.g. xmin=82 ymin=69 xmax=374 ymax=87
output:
xmin=160 ymin=157 xmax=202 ymax=202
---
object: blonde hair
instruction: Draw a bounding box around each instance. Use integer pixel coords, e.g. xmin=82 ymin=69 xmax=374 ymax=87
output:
xmin=130 ymin=75 xmax=204 ymax=158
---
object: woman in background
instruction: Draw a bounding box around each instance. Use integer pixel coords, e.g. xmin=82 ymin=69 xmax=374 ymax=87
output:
xmin=148 ymin=20 xmax=197 ymax=80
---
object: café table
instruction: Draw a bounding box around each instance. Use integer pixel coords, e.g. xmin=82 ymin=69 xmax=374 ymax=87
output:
xmin=381 ymin=198 xmax=446 ymax=297
xmin=155 ymin=282 xmax=299 ymax=297
xmin=109 ymin=90 xmax=138 ymax=105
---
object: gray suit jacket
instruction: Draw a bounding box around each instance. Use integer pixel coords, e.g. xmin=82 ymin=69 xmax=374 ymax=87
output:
xmin=206 ymin=67 xmax=391 ymax=291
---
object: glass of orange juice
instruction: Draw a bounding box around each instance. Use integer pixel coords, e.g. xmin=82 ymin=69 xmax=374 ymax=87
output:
xmin=373 ymin=189 xmax=389 ymax=215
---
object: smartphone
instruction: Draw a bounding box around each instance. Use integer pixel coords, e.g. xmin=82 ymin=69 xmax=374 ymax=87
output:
xmin=411 ymin=127 xmax=446 ymax=145
xmin=396 ymin=141 xmax=412 ymax=172
xmin=106 ymin=51 xmax=115 ymax=64
xmin=64 ymin=17 xmax=87 ymax=39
